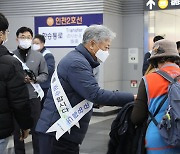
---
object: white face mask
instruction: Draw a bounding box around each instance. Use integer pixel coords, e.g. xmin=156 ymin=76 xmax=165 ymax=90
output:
xmin=19 ymin=39 xmax=32 ymax=49
xmin=32 ymin=44 xmax=41 ymax=51
xmin=95 ymin=49 xmax=109 ymax=63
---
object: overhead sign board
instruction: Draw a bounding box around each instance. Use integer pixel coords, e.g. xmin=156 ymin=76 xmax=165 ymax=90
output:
xmin=144 ymin=0 xmax=180 ymax=11
xmin=34 ymin=14 xmax=103 ymax=48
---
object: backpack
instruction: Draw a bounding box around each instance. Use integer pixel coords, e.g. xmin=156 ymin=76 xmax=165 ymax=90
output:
xmin=149 ymin=70 xmax=180 ymax=147
xmin=107 ymin=102 xmax=147 ymax=154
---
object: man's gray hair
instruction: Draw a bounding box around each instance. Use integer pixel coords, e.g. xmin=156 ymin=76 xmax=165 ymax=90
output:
xmin=82 ymin=25 xmax=116 ymax=44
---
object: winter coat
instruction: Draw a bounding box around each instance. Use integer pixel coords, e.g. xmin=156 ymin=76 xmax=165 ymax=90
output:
xmin=40 ymin=47 xmax=55 ymax=89
xmin=0 ymin=45 xmax=33 ymax=139
xmin=36 ymin=43 xmax=134 ymax=144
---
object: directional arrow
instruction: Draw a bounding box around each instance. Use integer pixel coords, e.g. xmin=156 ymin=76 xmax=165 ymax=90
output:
xmin=146 ymin=0 xmax=155 ymax=10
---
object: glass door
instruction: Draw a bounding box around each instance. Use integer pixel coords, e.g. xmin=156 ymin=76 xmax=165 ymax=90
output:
xmin=144 ymin=9 xmax=180 ymax=53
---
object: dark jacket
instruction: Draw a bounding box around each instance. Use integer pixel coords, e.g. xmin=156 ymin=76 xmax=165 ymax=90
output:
xmin=13 ymin=48 xmax=48 ymax=99
xmin=0 ymin=45 xmax=33 ymax=139
xmin=142 ymin=51 xmax=151 ymax=75
xmin=40 ymin=47 xmax=55 ymax=89
xmin=36 ymin=43 xmax=134 ymax=144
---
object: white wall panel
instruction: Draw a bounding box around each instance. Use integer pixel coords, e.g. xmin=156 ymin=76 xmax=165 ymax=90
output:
xmin=103 ymin=0 xmax=144 ymax=93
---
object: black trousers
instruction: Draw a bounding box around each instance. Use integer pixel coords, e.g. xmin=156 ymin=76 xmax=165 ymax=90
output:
xmin=38 ymin=133 xmax=79 ymax=154
xmin=13 ymin=98 xmax=41 ymax=154
xmin=41 ymin=88 xmax=49 ymax=109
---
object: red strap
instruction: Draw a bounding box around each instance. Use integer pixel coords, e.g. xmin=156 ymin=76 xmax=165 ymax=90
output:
xmin=147 ymin=145 xmax=173 ymax=151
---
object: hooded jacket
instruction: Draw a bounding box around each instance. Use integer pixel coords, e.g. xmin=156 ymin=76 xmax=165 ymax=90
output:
xmin=0 ymin=45 xmax=33 ymax=139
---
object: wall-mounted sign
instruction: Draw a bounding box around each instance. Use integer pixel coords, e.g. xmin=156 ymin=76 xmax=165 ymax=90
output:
xmin=144 ymin=0 xmax=180 ymax=11
xmin=130 ymin=80 xmax=138 ymax=88
xmin=38 ymin=26 xmax=87 ymax=47
xmin=34 ymin=14 xmax=103 ymax=48
xmin=128 ymin=48 xmax=138 ymax=63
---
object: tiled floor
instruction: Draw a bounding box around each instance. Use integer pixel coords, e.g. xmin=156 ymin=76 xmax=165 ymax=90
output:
xmin=6 ymin=114 xmax=116 ymax=154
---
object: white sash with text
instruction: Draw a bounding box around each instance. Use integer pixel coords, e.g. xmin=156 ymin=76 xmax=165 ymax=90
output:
xmin=46 ymin=69 xmax=93 ymax=140
xmin=13 ymin=54 xmax=44 ymax=100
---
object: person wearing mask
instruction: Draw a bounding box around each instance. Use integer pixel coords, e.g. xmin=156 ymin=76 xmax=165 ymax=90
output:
xmin=13 ymin=27 xmax=48 ymax=154
xmin=0 ymin=13 xmax=33 ymax=154
xmin=36 ymin=25 xmax=136 ymax=154
xmin=131 ymin=39 xmax=180 ymax=154
xmin=32 ymin=34 xmax=55 ymax=109
xmin=142 ymin=35 xmax=164 ymax=75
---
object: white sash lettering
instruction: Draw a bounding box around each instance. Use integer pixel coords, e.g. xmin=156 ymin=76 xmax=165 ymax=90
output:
xmin=13 ymin=54 xmax=44 ymax=100
xmin=46 ymin=69 xmax=93 ymax=140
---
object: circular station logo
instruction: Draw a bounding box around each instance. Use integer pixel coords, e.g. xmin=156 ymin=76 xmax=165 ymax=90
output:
xmin=46 ymin=17 xmax=54 ymax=26
xmin=158 ymin=0 xmax=168 ymax=9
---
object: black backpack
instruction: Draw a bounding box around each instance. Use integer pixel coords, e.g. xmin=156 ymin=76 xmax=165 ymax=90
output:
xmin=107 ymin=102 xmax=147 ymax=154
xmin=149 ymin=70 xmax=180 ymax=147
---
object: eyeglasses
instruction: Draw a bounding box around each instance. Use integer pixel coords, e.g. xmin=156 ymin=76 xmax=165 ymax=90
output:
xmin=0 ymin=29 xmax=9 ymax=34
xmin=18 ymin=36 xmax=32 ymax=40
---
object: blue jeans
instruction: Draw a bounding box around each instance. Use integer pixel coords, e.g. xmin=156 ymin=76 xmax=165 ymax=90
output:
xmin=0 ymin=137 xmax=9 ymax=154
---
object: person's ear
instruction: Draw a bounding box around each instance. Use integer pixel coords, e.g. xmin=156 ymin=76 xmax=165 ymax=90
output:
xmin=16 ymin=37 xmax=19 ymax=42
xmin=0 ymin=31 xmax=3 ymax=41
xmin=89 ymin=40 xmax=95 ymax=50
